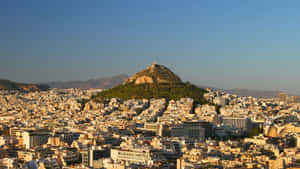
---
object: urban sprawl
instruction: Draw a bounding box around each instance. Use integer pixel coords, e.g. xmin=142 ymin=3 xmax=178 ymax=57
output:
xmin=0 ymin=89 xmax=300 ymax=169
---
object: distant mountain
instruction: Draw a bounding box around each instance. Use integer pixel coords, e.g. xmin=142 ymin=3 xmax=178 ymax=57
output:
xmin=223 ymin=88 xmax=281 ymax=98
xmin=92 ymin=63 xmax=208 ymax=104
xmin=198 ymin=85 xmax=281 ymax=98
xmin=0 ymin=79 xmax=49 ymax=91
xmin=46 ymin=74 xmax=129 ymax=89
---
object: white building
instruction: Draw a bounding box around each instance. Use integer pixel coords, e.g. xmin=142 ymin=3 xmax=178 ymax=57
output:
xmin=22 ymin=130 xmax=49 ymax=149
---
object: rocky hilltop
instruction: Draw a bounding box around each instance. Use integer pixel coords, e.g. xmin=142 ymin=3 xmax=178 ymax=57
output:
xmin=124 ymin=63 xmax=182 ymax=85
xmin=92 ymin=63 xmax=208 ymax=104
xmin=0 ymin=79 xmax=49 ymax=91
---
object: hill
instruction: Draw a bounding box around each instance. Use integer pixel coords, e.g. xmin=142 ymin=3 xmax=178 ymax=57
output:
xmin=92 ymin=63 xmax=208 ymax=104
xmin=124 ymin=63 xmax=182 ymax=84
xmin=0 ymin=79 xmax=49 ymax=91
xmin=45 ymin=74 xmax=129 ymax=89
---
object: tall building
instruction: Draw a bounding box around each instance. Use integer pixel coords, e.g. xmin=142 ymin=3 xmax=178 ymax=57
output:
xmin=222 ymin=116 xmax=252 ymax=133
xmin=290 ymin=96 xmax=300 ymax=104
xmin=183 ymin=121 xmax=213 ymax=138
xmin=22 ymin=130 xmax=49 ymax=149
xmin=213 ymin=96 xmax=229 ymax=106
xmin=182 ymin=121 xmax=207 ymax=139
xmin=279 ymin=93 xmax=289 ymax=103
xmin=170 ymin=121 xmax=206 ymax=140
xmin=110 ymin=146 xmax=168 ymax=168
xmin=81 ymin=146 xmax=110 ymax=168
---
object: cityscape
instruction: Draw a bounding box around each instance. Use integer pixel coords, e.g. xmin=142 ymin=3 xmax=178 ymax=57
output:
xmin=1 ymin=63 xmax=300 ymax=169
xmin=1 ymin=1 xmax=300 ymax=169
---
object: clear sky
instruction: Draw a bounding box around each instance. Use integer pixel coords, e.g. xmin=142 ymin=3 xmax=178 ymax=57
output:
xmin=1 ymin=0 xmax=300 ymax=93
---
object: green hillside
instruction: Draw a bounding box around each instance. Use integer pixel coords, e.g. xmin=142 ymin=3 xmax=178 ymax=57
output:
xmin=91 ymin=63 xmax=208 ymax=104
xmin=92 ymin=82 xmax=208 ymax=104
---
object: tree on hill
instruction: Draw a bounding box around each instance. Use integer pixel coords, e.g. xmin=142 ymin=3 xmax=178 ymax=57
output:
xmin=92 ymin=82 xmax=208 ymax=104
xmin=91 ymin=63 xmax=209 ymax=104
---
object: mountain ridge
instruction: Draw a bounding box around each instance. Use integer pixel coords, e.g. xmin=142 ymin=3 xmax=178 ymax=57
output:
xmin=0 ymin=79 xmax=49 ymax=91
xmin=197 ymin=85 xmax=282 ymax=98
xmin=223 ymin=88 xmax=281 ymax=98
xmin=45 ymin=74 xmax=129 ymax=89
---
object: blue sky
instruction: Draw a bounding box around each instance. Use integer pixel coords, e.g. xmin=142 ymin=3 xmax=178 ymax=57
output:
xmin=1 ymin=0 xmax=300 ymax=93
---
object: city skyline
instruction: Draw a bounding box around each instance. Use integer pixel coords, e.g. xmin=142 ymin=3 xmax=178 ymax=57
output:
xmin=1 ymin=0 xmax=300 ymax=93
xmin=1 ymin=2 xmax=300 ymax=168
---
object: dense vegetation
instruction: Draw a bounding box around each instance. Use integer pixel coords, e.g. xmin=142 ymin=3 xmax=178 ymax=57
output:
xmin=92 ymin=82 xmax=208 ymax=104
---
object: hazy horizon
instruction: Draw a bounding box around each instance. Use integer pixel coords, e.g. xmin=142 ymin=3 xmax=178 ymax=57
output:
xmin=1 ymin=1 xmax=300 ymax=94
